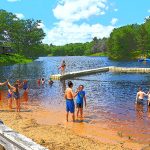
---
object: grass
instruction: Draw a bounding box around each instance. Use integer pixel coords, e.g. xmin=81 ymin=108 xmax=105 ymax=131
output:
xmin=0 ymin=53 xmax=32 ymax=66
xmin=89 ymin=52 xmax=108 ymax=57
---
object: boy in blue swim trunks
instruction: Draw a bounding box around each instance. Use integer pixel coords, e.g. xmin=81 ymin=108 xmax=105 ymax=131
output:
xmin=76 ymin=85 xmax=86 ymax=118
xmin=64 ymin=81 xmax=78 ymax=122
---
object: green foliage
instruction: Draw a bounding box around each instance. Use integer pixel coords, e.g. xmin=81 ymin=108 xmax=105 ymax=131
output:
xmin=107 ymin=17 xmax=150 ymax=60
xmin=47 ymin=38 xmax=107 ymax=56
xmin=0 ymin=54 xmax=32 ymax=65
xmin=0 ymin=9 xmax=46 ymax=58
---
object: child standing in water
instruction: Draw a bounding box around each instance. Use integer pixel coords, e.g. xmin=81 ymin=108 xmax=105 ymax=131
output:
xmin=76 ymin=85 xmax=86 ymax=118
xmin=7 ymin=85 xmax=13 ymax=109
xmin=23 ymin=80 xmax=29 ymax=109
xmin=8 ymin=82 xmax=21 ymax=112
xmin=41 ymin=78 xmax=45 ymax=85
xmin=135 ymin=87 xmax=147 ymax=104
xmin=147 ymin=89 xmax=150 ymax=106
xmin=64 ymin=81 xmax=78 ymax=122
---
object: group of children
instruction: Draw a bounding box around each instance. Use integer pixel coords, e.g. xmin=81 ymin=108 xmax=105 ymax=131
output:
xmin=37 ymin=78 xmax=54 ymax=86
xmin=136 ymin=87 xmax=150 ymax=105
xmin=64 ymin=81 xmax=86 ymax=122
xmin=0 ymin=79 xmax=28 ymax=112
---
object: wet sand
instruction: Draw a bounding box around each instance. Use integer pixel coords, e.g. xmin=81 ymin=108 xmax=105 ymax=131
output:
xmin=0 ymin=99 xmax=147 ymax=150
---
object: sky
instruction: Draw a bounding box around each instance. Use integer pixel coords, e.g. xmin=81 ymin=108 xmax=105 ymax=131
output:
xmin=0 ymin=0 xmax=150 ymax=45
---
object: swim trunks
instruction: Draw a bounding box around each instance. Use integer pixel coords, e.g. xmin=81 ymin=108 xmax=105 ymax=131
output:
xmin=66 ymin=99 xmax=75 ymax=113
xmin=76 ymin=103 xmax=83 ymax=108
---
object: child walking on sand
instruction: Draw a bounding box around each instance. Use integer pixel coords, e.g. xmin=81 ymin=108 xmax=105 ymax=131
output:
xmin=76 ymin=85 xmax=86 ymax=118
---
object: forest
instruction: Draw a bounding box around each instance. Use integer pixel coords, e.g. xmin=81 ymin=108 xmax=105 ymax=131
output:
xmin=1 ymin=9 xmax=150 ymax=61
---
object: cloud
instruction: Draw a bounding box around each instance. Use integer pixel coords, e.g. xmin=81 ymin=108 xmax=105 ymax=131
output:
xmin=15 ymin=13 xmax=24 ymax=19
xmin=43 ymin=0 xmax=115 ymax=45
xmin=111 ymin=18 xmax=118 ymax=25
xmin=53 ymin=0 xmax=108 ymax=22
xmin=7 ymin=0 xmax=20 ymax=2
xmin=44 ymin=21 xmax=114 ymax=45
xmin=114 ymin=8 xmax=118 ymax=12
xmin=148 ymin=9 xmax=150 ymax=13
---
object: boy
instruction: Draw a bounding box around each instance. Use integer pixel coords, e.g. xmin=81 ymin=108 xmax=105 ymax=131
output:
xmin=64 ymin=81 xmax=78 ymax=122
xmin=135 ymin=87 xmax=147 ymax=104
xmin=76 ymin=85 xmax=86 ymax=118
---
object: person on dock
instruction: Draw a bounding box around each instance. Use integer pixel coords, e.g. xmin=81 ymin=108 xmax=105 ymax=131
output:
xmin=64 ymin=81 xmax=78 ymax=122
xmin=135 ymin=87 xmax=147 ymax=104
xmin=59 ymin=60 xmax=66 ymax=75
xmin=76 ymin=85 xmax=86 ymax=118
xmin=7 ymin=84 xmax=13 ymax=109
xmin=8 ymin=82 xmax=21 ymax=112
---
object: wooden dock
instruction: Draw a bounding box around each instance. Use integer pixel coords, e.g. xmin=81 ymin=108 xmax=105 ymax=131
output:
xmin=50 ymin=66 xmax=150 ymax=80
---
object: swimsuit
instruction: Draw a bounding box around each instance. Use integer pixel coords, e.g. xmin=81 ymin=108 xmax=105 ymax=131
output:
xmin=8 ymin=93 xmax=12 ymax=98
xmin=13 ymin=91 xmax=20 ymax=99
xmin=66 ymin=99 xmax=75 ymax=113
xmin=23 ymin=83 xmax=28 ymax=90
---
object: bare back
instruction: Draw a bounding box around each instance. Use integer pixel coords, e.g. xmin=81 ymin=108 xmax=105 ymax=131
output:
xmin=65 ymin=88 xmax=74 ymax=100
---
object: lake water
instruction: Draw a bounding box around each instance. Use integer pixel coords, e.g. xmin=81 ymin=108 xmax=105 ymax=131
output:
xmin=0 ymin=56 xmax=150 ymax=143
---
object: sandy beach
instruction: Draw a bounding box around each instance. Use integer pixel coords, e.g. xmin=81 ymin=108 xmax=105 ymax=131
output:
xmin=0 ymin=99 xmax=147 ymax=150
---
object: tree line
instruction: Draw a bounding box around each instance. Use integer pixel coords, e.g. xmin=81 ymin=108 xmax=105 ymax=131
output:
xmin=0 ymin=9 xmax=47 ymax=58
xmin=1 ymin=10 xmax=150 ymax=60
xmin=107 ymin=17 xmax=150 ymax=60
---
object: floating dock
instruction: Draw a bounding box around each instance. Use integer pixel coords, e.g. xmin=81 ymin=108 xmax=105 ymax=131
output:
xmin=50 ymin=66 xmax=150 ymax=80
xmin=51 ymin=67 xmax=109 ymax=80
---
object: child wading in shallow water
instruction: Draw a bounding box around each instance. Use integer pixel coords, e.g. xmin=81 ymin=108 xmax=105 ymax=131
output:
xmin=7 ymin=85 xmax=13 ymax=109
xmin=76 ymin=85 xmax=86 ymax=118
xmin=147 ymin=89 xmax=150 ymax=106
xmin=135 ymin=87 xmax=147 ymax=104
xmin=8 ymin=82 xmax=21 ymax=112
xmin=64 ymin=81 xmax=78 ymax=122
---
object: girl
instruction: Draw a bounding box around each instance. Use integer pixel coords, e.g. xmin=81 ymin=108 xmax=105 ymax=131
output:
xmin=7 ymin=85 xmax=13 ymax=109
xmin=8 ymin=82 xmax=21 ymax=112
xmin=58 ymin=60 xmax=66 ymax=75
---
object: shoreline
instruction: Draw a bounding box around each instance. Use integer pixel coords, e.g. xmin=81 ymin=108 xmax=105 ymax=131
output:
xmin=0 ymin=102 xmax=147 ymax=150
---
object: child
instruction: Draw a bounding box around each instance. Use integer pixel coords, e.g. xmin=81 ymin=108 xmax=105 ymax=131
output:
xmin=58 ymin=60 xmax=66 ymax=75
xmin=41 ymin=78 xmax=45 ymax=85
xmin=76 ymin=85 xmax=86 ymax=118
xmin=37 ymin=79 xmax=41 ymax=86
xmin=7 ymin=85 xmax=13 ymax=109
xmin=64 ymin=81 xmax=78 ymax=122
xmin=8 ymin=82 xmax=21 ymax=112
xmin=23 ymin=80 xmax=28 ymax=90
xmin=48 ymin=78 xmax=54 ymax=85
xmin=135 ymin=87 xmax=147 ymax=104
xmin=147 ymin=89 xmax=150 ymax=106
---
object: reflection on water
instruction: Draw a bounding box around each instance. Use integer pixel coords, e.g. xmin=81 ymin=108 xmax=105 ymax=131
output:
xmin=1 ymin=56 xmax=150 ymax=142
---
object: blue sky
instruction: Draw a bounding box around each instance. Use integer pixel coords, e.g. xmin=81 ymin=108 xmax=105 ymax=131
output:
xmin=0 ymin=0 xmax=150 ymax=45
